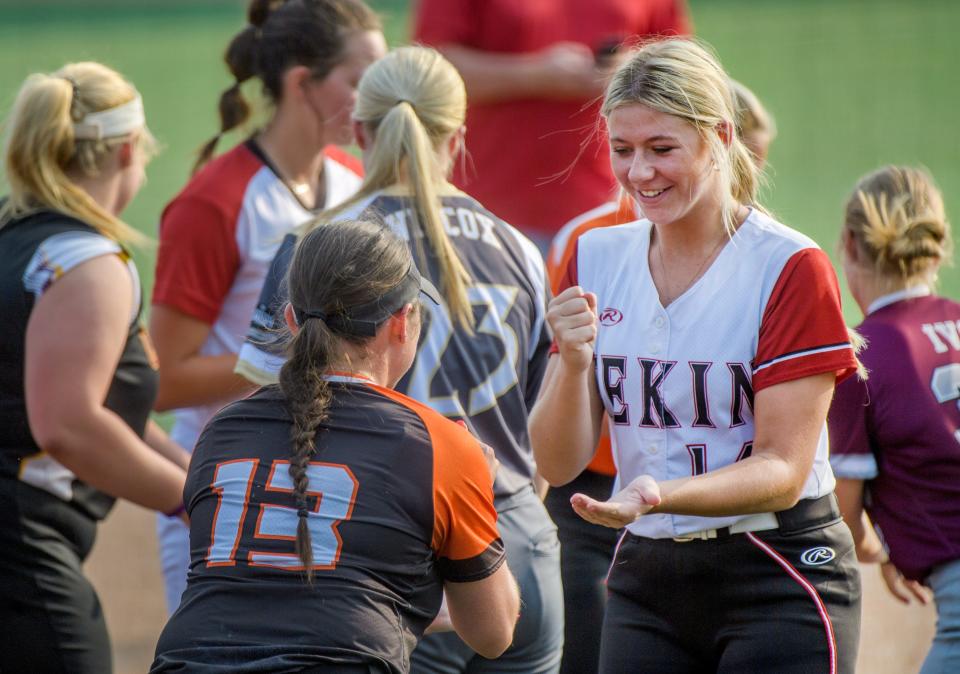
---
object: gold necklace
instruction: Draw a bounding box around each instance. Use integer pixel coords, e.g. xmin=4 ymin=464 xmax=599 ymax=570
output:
xmin=290 ymin=181 xmax=312 ymax=196
xmin=655 ymin=231 xmax=728 ymax=306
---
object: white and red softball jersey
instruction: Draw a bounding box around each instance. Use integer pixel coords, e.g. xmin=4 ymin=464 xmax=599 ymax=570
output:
xmin=152 ymin=140 xmax=363 ymax=451
xmin=558 ymin=210 xmax=857 ymax=538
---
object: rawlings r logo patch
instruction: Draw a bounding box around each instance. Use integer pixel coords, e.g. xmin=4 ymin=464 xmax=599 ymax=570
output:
xmin=800 ymin=547 xmax=836 ymax=566
xmin=599 ymin=308 xmax=623 ymax=326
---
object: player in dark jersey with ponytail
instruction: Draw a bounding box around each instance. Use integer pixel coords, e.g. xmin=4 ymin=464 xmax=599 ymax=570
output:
xmin=829 ymin=166 xmax=960 ymax=674
xmin=152 ymin=220 xmax=518 ymax=674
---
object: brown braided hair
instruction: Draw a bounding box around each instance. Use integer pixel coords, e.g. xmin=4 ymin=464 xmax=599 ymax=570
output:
xmin=193 ymin=0 xmax=381 ymax=174
xmin=279 ymin=219 xmax=411 ymax=581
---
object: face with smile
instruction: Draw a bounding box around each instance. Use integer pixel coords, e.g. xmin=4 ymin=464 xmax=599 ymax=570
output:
xmin=607 ymin=103 xmax=724 ymax=231
xmin=303 ymin=30 xmax=387 ymax=145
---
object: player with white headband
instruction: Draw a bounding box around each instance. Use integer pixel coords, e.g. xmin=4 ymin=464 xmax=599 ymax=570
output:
xmin=0 ymin=62 xmax=189 ymax=674
xmin=71 ymin=94 xmax=144 ymax=140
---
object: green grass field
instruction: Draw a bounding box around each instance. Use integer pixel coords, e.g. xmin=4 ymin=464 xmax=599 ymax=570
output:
xmin=2 ymin=0 xmax=958 ymax=320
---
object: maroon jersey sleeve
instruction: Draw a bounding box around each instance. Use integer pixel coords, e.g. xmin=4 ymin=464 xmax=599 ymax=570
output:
xmin=413 ymin=0 xmax=477 ymax=46
xmin=153 ymin=195 xmax=240 ymax=324
xmin=752 ymin=248 xmax=857 ymax=392
xmin=827 ymin=373 xmax=878 ymax=479
xmin=646 ymin=0 xmax=692 ymax=37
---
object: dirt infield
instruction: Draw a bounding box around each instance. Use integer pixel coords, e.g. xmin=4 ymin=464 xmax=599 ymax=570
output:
xmin=86 ymin=501 xmax=936 ymax=674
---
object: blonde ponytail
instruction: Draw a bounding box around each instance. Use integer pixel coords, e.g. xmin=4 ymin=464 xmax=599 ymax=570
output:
xmin=312 ymin=46 xmax=474 ymax=330
xmin=1 ymin=62 xmax=155 ymax=245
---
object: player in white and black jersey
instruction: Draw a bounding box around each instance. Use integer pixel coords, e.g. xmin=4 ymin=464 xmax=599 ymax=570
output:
xmin=236 ymin=47 xmax=561 ymax=673
xmin=531 ymin=39 xmax=861 ymax=673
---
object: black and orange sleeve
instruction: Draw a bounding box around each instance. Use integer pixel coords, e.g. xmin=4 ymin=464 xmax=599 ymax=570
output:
xmin=422 ymin=413 xmax=505 ymax=583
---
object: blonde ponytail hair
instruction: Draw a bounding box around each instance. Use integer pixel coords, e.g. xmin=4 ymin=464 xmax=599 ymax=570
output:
xmin=315 ymin=46 xmax=473 ymax=329
xmin=602 ymin=39 xmax=765 ymax=234
xmin=1 ymin=62 xmax=156 ymax=245
xmin=844 ymin=165 xmax=951 ymax=283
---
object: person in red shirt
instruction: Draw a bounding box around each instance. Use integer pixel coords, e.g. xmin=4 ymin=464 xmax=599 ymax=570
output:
xmin=413 ymin=0 xmax=690 ymax=249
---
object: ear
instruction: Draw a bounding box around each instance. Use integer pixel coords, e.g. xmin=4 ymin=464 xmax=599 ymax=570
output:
xmin=117 ymin=139 xmax=135 ymax=168
xmin=447 ymin=126 xmax=465 ymax=158
xmin=282 ymin=65 xmax=314 ymax=101
xmin=716 ymin=120 xmax=734 ymax=148
xmin=841 ymin=228 xmax=860 ymax=265
xmin=284 ymin=303 xmax=300 ymax=336
xmin=389 ymin=303 xmax=415 ymax=343
xmin=353 ymin=120 xmax=369 ymax=150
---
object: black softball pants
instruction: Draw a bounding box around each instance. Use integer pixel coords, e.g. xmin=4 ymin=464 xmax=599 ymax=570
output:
xmin=600 ymin=497 xmax=861 ymax=674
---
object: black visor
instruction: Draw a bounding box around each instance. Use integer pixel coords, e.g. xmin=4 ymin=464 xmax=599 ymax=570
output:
xmin=294 ymin=263 xmax=441 ymax=337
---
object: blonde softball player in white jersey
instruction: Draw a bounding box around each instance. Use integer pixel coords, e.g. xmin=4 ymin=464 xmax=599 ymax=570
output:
xmin=530 ymin=39 xmax=862 ymax=674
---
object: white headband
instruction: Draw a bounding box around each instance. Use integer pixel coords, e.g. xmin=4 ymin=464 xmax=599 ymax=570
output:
xmin=73 ymin=95 xmax=145 ymax=141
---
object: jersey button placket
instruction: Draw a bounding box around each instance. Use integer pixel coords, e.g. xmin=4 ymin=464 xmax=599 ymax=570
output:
xmin=657 ymin=313 xmax=671 ymax=481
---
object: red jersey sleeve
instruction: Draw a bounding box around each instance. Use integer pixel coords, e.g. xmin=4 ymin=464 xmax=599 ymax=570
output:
xmin=753 ymin=248 xmax=857 ymax=392
xmin=152 ymin=194 xmax=240 ymax=324
xmin=322 ymin=145 xmax=364 ymax=177
xmin=413 ymin=0 xmax=476 ymax=46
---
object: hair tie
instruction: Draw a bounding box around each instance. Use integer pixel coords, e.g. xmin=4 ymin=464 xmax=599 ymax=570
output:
xmin=297 ymin=506 xmax=310 ymax=519
xmin=293 ymin=306 xmax=329 ymax=327
xmin=58 ymin=76 xmax=80 ymax=113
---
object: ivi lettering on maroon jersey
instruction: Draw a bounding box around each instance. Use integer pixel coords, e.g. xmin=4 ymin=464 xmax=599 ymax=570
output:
xmin=600 ymin=356 xmax=754 ymax=429
xmin=921 ymin=320 xmax=960 ymax=353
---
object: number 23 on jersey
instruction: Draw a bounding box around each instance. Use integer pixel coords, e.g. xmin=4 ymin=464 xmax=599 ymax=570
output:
xmin=204 ymin=459 xmax=359 ymax=571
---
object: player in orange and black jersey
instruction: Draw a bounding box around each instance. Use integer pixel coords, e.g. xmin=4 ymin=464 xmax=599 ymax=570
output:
xmin=151 ymin=220 xmax=519 ymax=674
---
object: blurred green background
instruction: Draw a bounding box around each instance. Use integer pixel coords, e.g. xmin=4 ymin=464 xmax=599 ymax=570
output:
xmin=1 ymin=0 xmax=958 ymax=319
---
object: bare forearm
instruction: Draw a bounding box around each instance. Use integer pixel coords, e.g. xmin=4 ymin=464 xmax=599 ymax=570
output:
xmin=852 ymin=513 xmax=884 ymax=563
xmin=439 ymin=44 xmax=606 ymax=104
xmin=530 ymin=363 xmax=599 ymax=486
xmin=440 ymin=45 xmax=551 ymax=103
xmin=144 ymin=419 xmax=192 ymax=470
xmin=654 ymin=453 xmax=805 ymax=517
xmin=155 ymin=352 xmax=254 ymax=411
xmin=44 ymin=408 xmax=186 ymax=513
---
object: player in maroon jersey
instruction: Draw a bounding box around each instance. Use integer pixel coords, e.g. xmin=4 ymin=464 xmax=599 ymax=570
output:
xmin=152 ymin=220 xmax=519 ymax=673
xmin=829 ymin=165 xmax=960 ymax=673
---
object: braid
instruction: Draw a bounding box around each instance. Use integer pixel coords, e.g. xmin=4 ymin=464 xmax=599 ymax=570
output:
xmin=279 ymin=218 xmax=414 ymax=583
xmin=278 ymin=321 xmax=334 ymax=583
